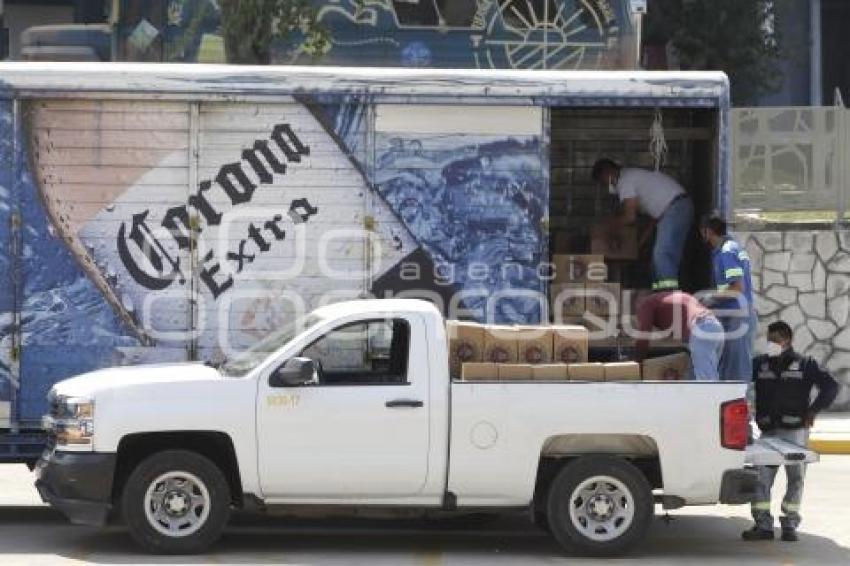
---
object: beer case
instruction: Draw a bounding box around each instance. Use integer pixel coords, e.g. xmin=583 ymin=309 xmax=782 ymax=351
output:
xmin=567 ymin=362 xmax=605 ymax=381
xmin=642 ymin=352 xmax=692 ymax=381
xmin=483 ymin=326 xmax=519 ymax=364
xmin=590 ymin=225 xmax=638 ymax=260
xmin=498 ymin=364 xmax=534 ymax=381
xmin=446 ymin=320 xmax=485 ymax=378
xmin=550 ymin=283 xmax=586 ymax=318
xmin=461 ymin=362 xmax=498 ymax=381
xmin=586 ymin=282 xmax=621 ymax=317
xmin=532 ymin=364 xmax=569 ymax=381
xmin=604 ymin=361 xmax=642 ymax=381
xmin=515 ymin=326 xmax=554 ymax=364
xmin=552 ymin=325 xmax=589 ymax=364
xmin=552 ymin=254 xmax=606 ymax=284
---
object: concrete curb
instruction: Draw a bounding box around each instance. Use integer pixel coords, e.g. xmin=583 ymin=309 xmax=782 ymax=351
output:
xmin=810 ymin=438 xmax=850 ymax=455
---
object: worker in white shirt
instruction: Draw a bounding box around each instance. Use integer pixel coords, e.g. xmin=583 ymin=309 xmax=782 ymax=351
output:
xmin=592 ymin=158 xmax=694 ymax=291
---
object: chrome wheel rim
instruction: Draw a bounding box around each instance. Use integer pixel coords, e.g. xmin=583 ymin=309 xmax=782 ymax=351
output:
xmin=143 ymin=470 xmax=211 ymax=538
xmin=568 ymin=475 xmax=635 ymax=542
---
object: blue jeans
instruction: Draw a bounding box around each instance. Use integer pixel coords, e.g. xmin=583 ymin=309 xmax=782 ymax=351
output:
xmin=719 ymin=307 xmax=758 ymax=382
xmin=653 ymin=196 xmax=694 ymax=289
xmin=688 ymin=315 xmax=725 ymax=381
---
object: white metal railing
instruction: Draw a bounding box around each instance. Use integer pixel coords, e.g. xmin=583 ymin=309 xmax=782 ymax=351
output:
xmin=732 ymin=95 xmax=849 ymax=221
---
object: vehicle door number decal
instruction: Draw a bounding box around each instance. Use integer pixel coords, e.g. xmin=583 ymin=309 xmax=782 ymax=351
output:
xmin=267 ymin=394 xmax=301 ymax=408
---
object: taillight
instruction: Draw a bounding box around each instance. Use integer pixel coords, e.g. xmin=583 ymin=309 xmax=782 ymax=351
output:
xmin=721 ymin=398 xmax=749 ymax=450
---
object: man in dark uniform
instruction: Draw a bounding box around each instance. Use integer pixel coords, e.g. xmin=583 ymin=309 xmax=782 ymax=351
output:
xmin=743 ymin=321 xmax=839 ymax=542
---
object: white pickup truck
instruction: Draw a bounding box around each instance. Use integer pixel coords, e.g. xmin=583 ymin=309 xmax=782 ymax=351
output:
xmin=34 ymin=299 xmax=817 ymax=556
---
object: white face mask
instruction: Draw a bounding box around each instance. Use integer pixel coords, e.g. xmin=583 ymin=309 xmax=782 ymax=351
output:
xmin=608 ymin=182 xmax=617 ymax=196
xmin=766 ymin=342 xmax=783 ymax=357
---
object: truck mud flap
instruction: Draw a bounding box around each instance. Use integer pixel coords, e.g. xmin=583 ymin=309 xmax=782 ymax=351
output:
xmin=720 ymin=469 xmax=760 ymax=504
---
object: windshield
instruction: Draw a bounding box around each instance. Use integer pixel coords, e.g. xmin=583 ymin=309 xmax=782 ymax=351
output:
xmin=220 ymin=313 xmax=324 ymax=377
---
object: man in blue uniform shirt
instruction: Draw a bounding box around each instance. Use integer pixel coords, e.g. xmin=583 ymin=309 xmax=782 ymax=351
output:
xmin=699 ymin=213 xmax=757 ymax=381
xmin=743 ymin=321 xmax=839 ymax=542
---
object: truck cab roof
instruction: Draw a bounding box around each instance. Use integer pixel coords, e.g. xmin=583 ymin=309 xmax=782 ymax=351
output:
xmin=312 ymin=299 xmax=442 ymax=320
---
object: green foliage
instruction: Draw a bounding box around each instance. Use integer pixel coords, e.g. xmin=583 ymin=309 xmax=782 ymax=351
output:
xmin=645 ymin=0 xmax=787 ymax=105
xmin=220 ymin=0 xmax=332 ymax=65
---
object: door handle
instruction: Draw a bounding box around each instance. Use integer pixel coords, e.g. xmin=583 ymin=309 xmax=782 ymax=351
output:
xmin=385 ymin=399 xmax=424 ymax=408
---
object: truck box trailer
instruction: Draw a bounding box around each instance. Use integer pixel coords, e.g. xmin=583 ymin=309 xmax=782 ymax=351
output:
xmin=0 ymin=63 xmax=732 ymax=462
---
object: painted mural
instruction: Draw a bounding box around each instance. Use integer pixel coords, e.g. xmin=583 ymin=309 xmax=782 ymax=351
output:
xmin=0 ymin=95 xmax=546 ymax=424
xmin=121 ymin=0 xmax=632 ymax=69
xmin=0 ymin=102 xmax=13 ymax=415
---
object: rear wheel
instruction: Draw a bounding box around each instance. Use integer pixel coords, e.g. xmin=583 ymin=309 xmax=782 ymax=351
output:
xmin=121 ymin=450 xmax=230 ymax=554
xmin=546 ymin=456 xmax=652 ymax=556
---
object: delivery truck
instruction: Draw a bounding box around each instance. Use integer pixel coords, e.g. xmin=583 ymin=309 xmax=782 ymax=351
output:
xmin=35 ymin=299 xmax=819 ymax=555
xmin=1 ymin=63 xmax=732 ymax=461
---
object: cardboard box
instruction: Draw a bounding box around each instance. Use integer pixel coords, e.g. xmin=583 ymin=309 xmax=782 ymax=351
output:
xmin=551 ymin=283 xmax=586 ymax=318
xmin=515 ymin=326 xmax=554 ymax=364
xmin=586 ymin=282 xmax=621 ymax=317
xmin=562 ymin=315 xmax=618 ymax=340
xmin=532 ymin=364 xmax=569 ymax=381
xmin=568 ymin=362 xmax=605 ymax=381
xmin=552 ymin=325 xmax=589 ymax=364
xmin=483 ymin=326 xmax=519 ymax=364
xmin=552 ymin=254 xmax=606 ymax=283
xmin=446 ymin=320 xmax=485 ymax=378
xmin=584 ymin=314 xmax=618 ymax=338
xmin=642 ymin=352 xmax=691 ymax=381
xmin=604 ymin=361 xmax=642 ymax=381
xmin=590 ymin=225 xmax=639 ymax=260
xmin=461 ymin=362 xmax=498 ymax=381
xmin=498 ymin=364 xmax=534 ymax=381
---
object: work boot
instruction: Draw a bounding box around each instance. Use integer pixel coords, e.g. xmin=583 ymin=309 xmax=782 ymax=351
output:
xmin=781 ymin=528 xmax=799 ymax=542
xmin=742 ymin=526 xmax=775 ymax=541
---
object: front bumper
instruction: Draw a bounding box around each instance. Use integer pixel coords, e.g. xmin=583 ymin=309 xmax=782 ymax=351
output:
xmin=719 ymin=468 xmax=760 ymax=505
xmin=35 ymin=450 xmax=116 ymax=527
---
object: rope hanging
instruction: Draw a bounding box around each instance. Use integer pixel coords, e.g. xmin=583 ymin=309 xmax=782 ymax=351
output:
xmin=649 ymin=108 xmax=668 ymax=171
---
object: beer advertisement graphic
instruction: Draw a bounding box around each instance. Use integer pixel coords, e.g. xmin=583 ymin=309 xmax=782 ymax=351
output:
xmin=0 ymin=95 xmax=547 ymax=422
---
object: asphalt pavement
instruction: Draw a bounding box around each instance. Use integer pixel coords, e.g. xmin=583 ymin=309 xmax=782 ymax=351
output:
xmin=0 ymin=457 xmax=848 ymax=565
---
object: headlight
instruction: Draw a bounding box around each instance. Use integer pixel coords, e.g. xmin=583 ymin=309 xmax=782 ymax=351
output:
xmin=46 ymin=396 xmax=95 ymax=449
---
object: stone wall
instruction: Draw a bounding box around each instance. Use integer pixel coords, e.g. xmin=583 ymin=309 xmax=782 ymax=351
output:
xmin=738 ymin=230 xmax=850 ymax=411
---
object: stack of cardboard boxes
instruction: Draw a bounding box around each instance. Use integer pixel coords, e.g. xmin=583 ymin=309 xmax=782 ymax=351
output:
xmin=550 ymin=226 xmax=658 ymax=339
xmin=448 ymin=320 xmax=646 ymax=382
xmin=451 ymin=223 xmax=694 ymax=384
xmin=550 ymin=253 xmax=620 ymax=333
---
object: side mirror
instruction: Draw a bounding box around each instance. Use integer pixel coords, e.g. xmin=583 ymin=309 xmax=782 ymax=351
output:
xmin=269 ymin=357 xmax=316 ymax=387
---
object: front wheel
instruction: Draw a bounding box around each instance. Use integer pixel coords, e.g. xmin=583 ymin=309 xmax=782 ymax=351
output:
xmin=121 ymin=450 xmax=231 ymax=554
xmin=546 ymin=456 xmax=653 ymax=556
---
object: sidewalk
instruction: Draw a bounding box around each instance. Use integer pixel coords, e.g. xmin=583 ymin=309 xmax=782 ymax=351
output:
xmin=809 ymin=414 xmax=850 ymax=454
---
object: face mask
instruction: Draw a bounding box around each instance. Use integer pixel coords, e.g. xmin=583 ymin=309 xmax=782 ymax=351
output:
xmin=766 ymin=342 xmax=783 ymax=357
xmin=608 ymin=182 xmax=617 ymax=196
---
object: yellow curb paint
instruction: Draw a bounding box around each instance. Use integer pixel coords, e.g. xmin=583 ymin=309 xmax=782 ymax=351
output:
xmin=809 ymin=439 xmax=850 ymax=455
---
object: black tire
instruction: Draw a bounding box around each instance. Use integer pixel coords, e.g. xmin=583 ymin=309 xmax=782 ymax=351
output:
xmin=546 ymin=456 xmax=653 ymax=557
xmin=121 ymin=450 xmax=231 ymax=554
